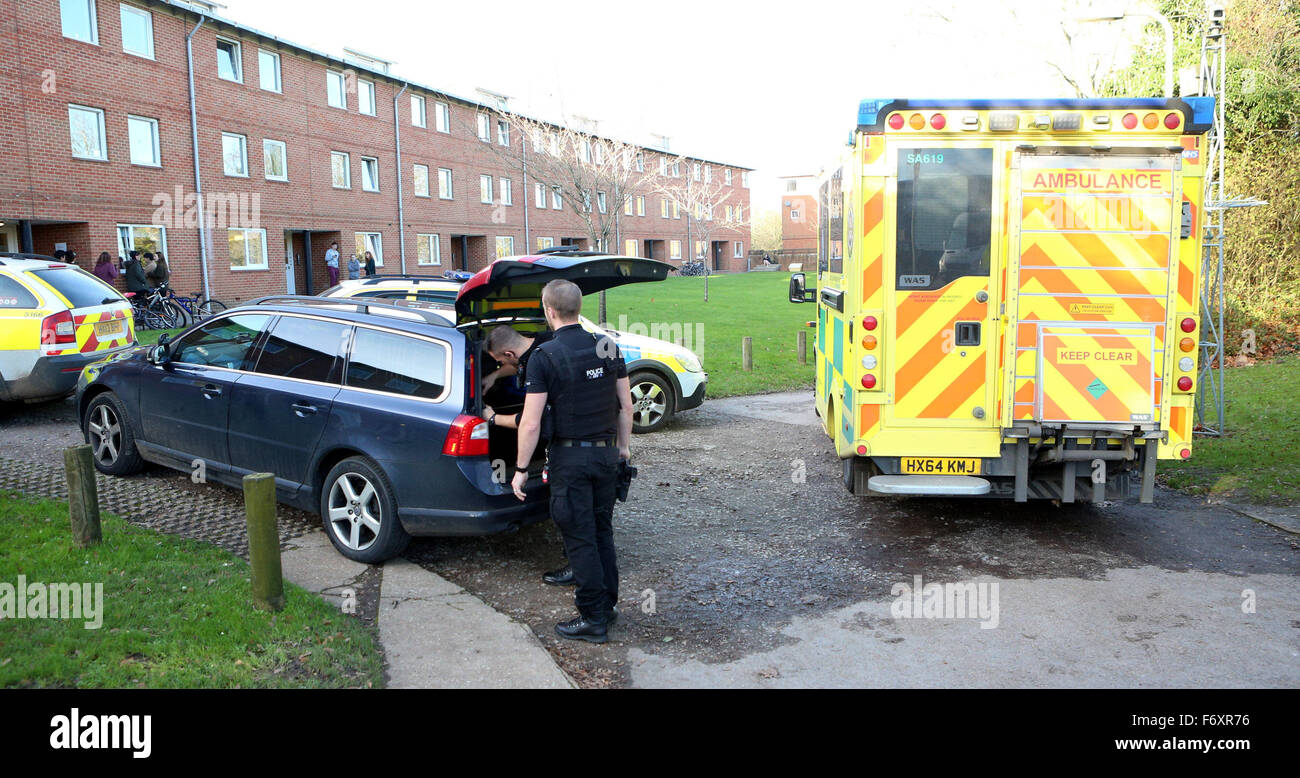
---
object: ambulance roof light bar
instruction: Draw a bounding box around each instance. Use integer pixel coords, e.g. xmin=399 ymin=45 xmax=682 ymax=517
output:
xmin=857 ymin=98 xmax=1216 ymax=134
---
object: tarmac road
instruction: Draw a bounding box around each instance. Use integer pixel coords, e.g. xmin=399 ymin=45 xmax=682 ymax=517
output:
xmin=4 ymin=392 xmax=1297 ymax=688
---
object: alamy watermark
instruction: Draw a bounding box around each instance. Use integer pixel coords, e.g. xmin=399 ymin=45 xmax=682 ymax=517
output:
xmin=612 ymin=315 xmax=704 ymax=357
xmin=0 ymin=575 xmax=103 ymax=629
xmin=890 ymin=574 xmax=999 ymax=629
xmin=151 ymin=186 xmax=261 ymax=230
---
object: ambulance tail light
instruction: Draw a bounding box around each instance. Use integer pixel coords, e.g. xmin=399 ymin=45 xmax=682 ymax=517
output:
xmin=443 ymin=414 xmax=490 ymax=457
xmin=861 ymin=374 xmax=877 ymax=389
xmin=929 ymin=113 xmax=946 ymax=130
xmin=41 ymin=310 xmax=76 ymax=346
xmin=1121 ymin=113 xmax=1138 ymax=130
xmin=1180 ymin=317 xmax=1196 ymax=333
xmin=888 ymin=114 xmax=905 ymax=130
xmin=862 ymin=315 xmax=878 ymax=331
xmin=1143 ymin=112 xmax=1159 ymax=129
xmin=1177 ymin=376 xmax=1193 ymax=392
xmin=1164 ymin=112 xmax=1181 ymax=129
xmin=1180 ymin=337 xmax=1196 ymax=352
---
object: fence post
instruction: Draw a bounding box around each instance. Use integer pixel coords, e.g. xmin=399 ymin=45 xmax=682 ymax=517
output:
xmin=797 ymin=330 xmax=807 ymax=365
xmin=243 ymin=472 xmax=284 ymax=612
xmin=64 ymin=444 xmax=101 ymax=547
xmin=742 ymin=336 xmax=753 ymax=371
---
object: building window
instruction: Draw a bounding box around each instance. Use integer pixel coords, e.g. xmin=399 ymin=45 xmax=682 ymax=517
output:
xmin=120 ymin=4 xmax=153 ymax=59
xmin=790 ymin=208 xmax=800 ymax=221
xmin=660 ymin=198 xmax=669 ymax=219
xmin=673 ymin=202 xmax=681 ymax=219
xmin=706 ymin=204 xmax=713 ymax=221
xmin=411 ymin=95 xmax=426 ymax=127
xmin=438 ymin=168 xmax=453 ymax=199
xmin=593 ymin=143 xmax=604 ymax=165
xmin=582 ymin=191 xmax=592 ymax=213
xmin=228 ymin=228 xmax=268 ymax=270
xmin=216 ymin=37 xmax=242 ymax=82
xmin=670 ymin=240 xmax=681 ymax=259
xmin=624 ymin=239 xmax=637 ymax=257
xmin=416 ymin=234 xmax=440 ymax=266
xmin=61 ymin=0 xmax=98 ymax=44
xmin=596 ymin=191 xmax=607 ymax=214
xmin=495 ymin=236 xmax=514 ymax=258
xmin=116 ymin=224 xmax=166 ymax=258
xmin=742 ymin=171 xmax=749 ymax=187
xmin=734 ymin=241 xmax=744 ymax=258
xmin=263 ymin=139 xmax=287 ymax=181
xmin=725 ymin=168 xmax=733 ymax=185
xmin=705 ymin=166 xmax=713 ymax=183
xmin=326 ymin=70 xmax=347 ymax=109
xmin=637 ymin=196 xmax=645 ymax=216
xmin=736 ymin=206 xmax=744 ymax=220
xmin=537 ymin=237 xmax=554 ymax=250
xmin=358 ymin=80 xmax=376 ymax=116
xmin=672 ymin=161 xmax=680 ymax=177
xmin=435 ymin=102 xmax=450 ymax=133
xmin=126 ymin=115 xmax=159 ymax=166
xmin=331 ymin=151 xmax=350 ymax=188
xmin=725 ymin=205 xmax=733 ymax=221
xmin=355 ymin=232 xmax=383 ymax=267
xmin=659 ymin=157 xmax=668 ymax=176
xmin=496 ymin=119 xmax=510 ymax=146
xmin=499 ymin=178 xmax=512 ymax=205
xmin=413 ymin=164 xmax=429 ymax=197
xmin=581 ymin=139 xmax=592 ymax=163
xmin=551 ymin=185 xmax=562 ymax=210
xmin=480 ymin=174 xmax=493 ymax=204
xmin=636 ymin=152 xmax=645 ymax=172
xmin=477 ymin=114 xmax=491 ymax=142
xmin=68 ymin=105 xmax=107 ymax=160
xmin=534 ymin=182 xmax=546 ymax=208
xmin=360 ymin=156 xmax=379 ymax=191
xmin=258 ymin=49 xmax=281 ymax=93
xmin=220 ymin=133 xmax=247 ymax=177
xmin=623 ymin=196 xmax=633 ymax=216
xmin=692 ymin=163 xmax=701 ymax=182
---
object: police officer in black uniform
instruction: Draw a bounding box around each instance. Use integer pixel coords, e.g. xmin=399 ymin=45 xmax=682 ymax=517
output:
xmin=511 ymin=279 xmax=633 ymax=643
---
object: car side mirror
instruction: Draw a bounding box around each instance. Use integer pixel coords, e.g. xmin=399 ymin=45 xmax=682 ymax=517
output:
xmin=149 ymin=336 xmax=172 ymax=367
xmin=789 ymin=272 xmax=815 ymax=304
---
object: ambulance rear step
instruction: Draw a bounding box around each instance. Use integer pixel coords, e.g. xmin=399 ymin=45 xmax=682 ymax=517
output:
xmin=867 ymin=475 xmax=991 ymax=496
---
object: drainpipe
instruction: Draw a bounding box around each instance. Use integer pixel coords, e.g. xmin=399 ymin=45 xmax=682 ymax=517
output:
xmin=393 ymin=82 xmax=409 ymax=274
xmin=521 ymin=133 xmax=529 ymax=252
xmin=185 ymin=16 xmax=212 ymax=301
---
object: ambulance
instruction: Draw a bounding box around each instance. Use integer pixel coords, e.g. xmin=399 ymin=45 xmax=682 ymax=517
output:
xmin=789 ymin=98 xmax=1214 ymax=502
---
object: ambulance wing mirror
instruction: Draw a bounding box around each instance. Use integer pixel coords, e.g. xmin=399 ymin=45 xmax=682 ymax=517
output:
xmin=789 ymin=272 xmax=815 ymax=304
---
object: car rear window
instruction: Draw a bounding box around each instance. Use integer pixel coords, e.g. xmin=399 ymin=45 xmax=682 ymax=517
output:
xmin=28 ymin=268 xmax=122 ymax=309
xmin=0 ymin=276 xmax=39 ymax=309
xmin=346 ymin=328 xmax=447 ymax=400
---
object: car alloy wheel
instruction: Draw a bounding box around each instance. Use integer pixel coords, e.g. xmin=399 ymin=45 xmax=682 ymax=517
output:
xmin=630 ymin=377 xmax=669 ymax=430
xmin=327 ymin=472 xmax=382 ymax=551
xmin=87 ymin=403 xmax=122 ymax=466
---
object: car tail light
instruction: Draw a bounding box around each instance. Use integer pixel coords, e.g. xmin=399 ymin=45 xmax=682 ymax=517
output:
xmin=1121 ymin=112 xmax=1138 ymax=129
xmin=41 ymin=310 xmax=76 ymax=346
xmin=888 ymin=113 xmax=905 ymax=130
xmin=442 ymin=414 xmax=490 ymax=457
xmin=1177 ymin=376 xmax=1193 ymax=391
xmin=861 ymin=374 xmax=877 ymax=389
xmin=862 ymin=315 xmax=878 ymax=331
xmin=930 ymin=113 xmax=946 ymax=130
xmin=1164 ymin=112 xmax=1180 ymax=129
xmin=1180 ymin=317 xmax=1196 ymax=333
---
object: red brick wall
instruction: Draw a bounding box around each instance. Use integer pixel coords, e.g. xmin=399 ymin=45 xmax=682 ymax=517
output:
xmin=782 ymin=193 xmax=817 ymax=252
xmin=0 ymin=0 xmax=753 ymax=303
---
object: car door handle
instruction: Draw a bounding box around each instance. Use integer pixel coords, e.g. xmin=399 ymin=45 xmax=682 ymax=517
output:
xmin=200 ymin=384 xmax=223 ymax=399
xmin=291 ymin=402 xmax=318 ymax=416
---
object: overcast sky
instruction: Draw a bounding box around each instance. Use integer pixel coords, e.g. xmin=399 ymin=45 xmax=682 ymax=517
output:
xmin=217 ymin=0 xmax=1147 ymax=212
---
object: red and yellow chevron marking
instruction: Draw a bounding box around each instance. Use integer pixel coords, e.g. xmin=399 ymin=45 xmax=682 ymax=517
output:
xmin=1167 ymin=404 xmax=1192 ymax=448
xmin=1039 ymin=330 xmax=1154 ymax=423
xmin=894 ymin=278 xmax=988 ymax=420
xmin=860 ymin=180 xmax=886 ymax=308
xmin=1177 ymin=196 xmax=1199 ymax=310
xmin=73 ymin=308 xmax=135 ymax=353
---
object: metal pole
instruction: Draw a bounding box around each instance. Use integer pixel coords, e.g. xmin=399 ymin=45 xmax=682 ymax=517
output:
xmin=185 ymin=16 xmax=212 ymax=301
xmin=394 ymin=82 xmax=409 ymax=274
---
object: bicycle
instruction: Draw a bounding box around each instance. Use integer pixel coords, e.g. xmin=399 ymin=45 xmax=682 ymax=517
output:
xmin=127 ymin=287 xmax=185 ymax=330
xmin=162 ymin=284 xmax=227 ymax=324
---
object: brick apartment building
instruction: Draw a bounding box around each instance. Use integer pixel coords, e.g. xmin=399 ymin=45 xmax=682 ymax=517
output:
xmin=0 ymin=0 xmax=752 ymax=304
xmin=778 ymin=174 xmax=817 ymax=252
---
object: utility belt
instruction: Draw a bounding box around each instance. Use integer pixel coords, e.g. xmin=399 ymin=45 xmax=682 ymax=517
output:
xmin=552 ymin=437 xmax=614 ymax=448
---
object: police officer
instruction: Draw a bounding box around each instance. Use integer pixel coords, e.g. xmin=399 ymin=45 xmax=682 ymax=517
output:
xmin=512 ymin=279 xmax=633 ymax=644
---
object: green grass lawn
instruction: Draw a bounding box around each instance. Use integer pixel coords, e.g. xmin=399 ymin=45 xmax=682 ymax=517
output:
xmin=134 ymin=327 xmax=184 ymax=346
xmin=0 ymin=492 xmax=383 ymax=688
xmin=1159 ymin=357 xmax=1300 ymax=504
xmin=586 ymin=272 xmax=815 ymax=397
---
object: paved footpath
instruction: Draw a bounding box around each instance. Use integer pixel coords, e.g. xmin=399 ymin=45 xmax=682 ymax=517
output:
xmin=0 ymin=455 xmax=574 ymax=689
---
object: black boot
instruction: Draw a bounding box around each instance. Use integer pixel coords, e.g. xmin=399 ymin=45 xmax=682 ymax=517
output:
xmin=542 ymin=566 xmax=575 ymax=586
xmin=555 ymin=615 xmax=608 ymax=643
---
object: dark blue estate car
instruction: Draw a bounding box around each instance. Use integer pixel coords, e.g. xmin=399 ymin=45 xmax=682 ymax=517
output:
xmin=75 ymin=253 xmax=670 ymax=562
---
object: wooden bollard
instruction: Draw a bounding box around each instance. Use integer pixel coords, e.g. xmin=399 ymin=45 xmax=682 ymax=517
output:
xmin=742 ymin=336 xmax=753 ymax=372
xmin=243 ymin=473 xmax=284 ymax=612
xmin=797 ymin=330 xmax=807 ymax=365
xmin=64 ymin=444 xmax=101 ymax=547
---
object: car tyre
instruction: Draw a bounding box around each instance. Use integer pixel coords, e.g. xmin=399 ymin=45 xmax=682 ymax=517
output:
xmin=320 ymin=456 xmax=409 ymax=563
xmin=629 ymin=371 xmax=675 ymax=434
xmin=83 ymin=393 xmax=146 ymax=475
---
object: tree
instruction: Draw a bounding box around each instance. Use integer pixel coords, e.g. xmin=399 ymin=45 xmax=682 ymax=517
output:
xmin=750 ymin=208 xmax=782 ymax=252
xmin=649 ymin=158 xmax=750 ymax=301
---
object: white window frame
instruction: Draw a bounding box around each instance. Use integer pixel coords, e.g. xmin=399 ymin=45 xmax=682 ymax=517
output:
xmin=725 ymin=168 xmax=733 ymax=185
xmin=413 ymin=163 xmax=430 ymax=197
xmin=660 ymin=198 xmax=669 ymax=219
xmin=734 ymin=241 xmax=744 ymax=258
xmin=126 ymin=115 xmax=159 ymax=167
xmin=228 ymin=227 xmax=268 ymax=271
xmin=596 ymin=191 xmax=607 ymax=214
xmin=438 ymin=168 xmax=453 ymax=199
xmin=637 ymin=195 xmax=645 ymax=216
xmin=477 ymin=114 xmax=491 ymax=142
xmin=659 ymin=157 xmax=668 ymax=176
xmin=68 ymin=105 xmax=107 ymax=161
xmin=331 ymin=151 xmax=351 ymax=189
xmin=670 ymin=240 xmax=681 ymax=260
xmin=551 ymin=185 xmax=562 ymax=210
xmin=741 ymin=171 xmax=749 ymax=187
xmin=221 ymin=132 xmax=248 ymax=177
xmin=258 ymin=49 xmax=281 ymax=93
xmin=326 ymin=70 xmax=347 ymax=110
xmin=61 ymin=0 xmax=98 ymax=44
xmin=116 ymin=224 xmax=167 ymax=258
xmin=499 ymin=178 xmax=512 ymax=206
xmin=435 ymin=101 xmax=450 ymax=133
xmin=479 ymin=174 xmax=493 ymax=204
xmin=263 ymin=138 xmax=288 ymax=181
xmin=216 ymin=36 xmax=242 ymax=83
xmin=692 ymin=162 xmax=701 ymax=181
xmin=355 ymin=232 xmax=384 ymax=268
xmin=496 ymin=119 xmax=509 ymax=146
xmin=636 ymin=152 xmax=645 ymax=172
xmin=360 ymin=156 xmax=379 ymax=192
xmin=358 ymin=79 xmax=376 ymax=116
xmin=534 ymin=182 xmax=546 ymax=209
xmin=672 ymin=160 xmax=680 ymax=177
xmin=411 ymin=94 xmax=426 ymax=127
xmin=624 ymin=239 xmax=637 ymax=257
xmin=119 ymin=4 xmax=154 ymax=59
xmin=416 ymin=233 xmax=441 ymax=266
xmin=495 ymin=236 xmax=515 ymax=258
xmin=623 ymin=196 xmax=633 ymax=217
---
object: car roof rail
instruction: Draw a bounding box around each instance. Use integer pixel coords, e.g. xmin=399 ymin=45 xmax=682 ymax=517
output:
xmin=240 ymin=294 xmax=454 ymax=327
xmin=356 ymin=274 xmax=458 ymax=284
xmin=533 ymin=246 xmax=606 ymax=257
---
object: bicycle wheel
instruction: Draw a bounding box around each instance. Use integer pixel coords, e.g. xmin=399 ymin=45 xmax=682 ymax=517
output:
xmin=161 ymin=299 xmax=187 ymax=328
xmin=197 ymin=299 xmax=228 ymax=320
xmin=132 ymin=305 xmax=165 ymax=330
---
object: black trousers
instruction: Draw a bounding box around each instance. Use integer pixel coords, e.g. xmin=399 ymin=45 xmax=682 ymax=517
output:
xmin=547 ymin=445 xmax=619 ymax=623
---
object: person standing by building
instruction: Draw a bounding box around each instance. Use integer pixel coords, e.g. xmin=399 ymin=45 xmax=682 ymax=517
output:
xmin=363 ymin=250 xmax=376 ymax=277
xmin=511 ymin=280 xmax=634 ymax=643
xmin=347 ymin=253 xmax=361 ymax=280
xmin=325 ymin=242 xmax=340 ymax=287
xmin=123 ymin=251 xmax=149 ymax=295
xmin=92 ymin=252 xmax=118 ymax=285
xmin=147 ymin=252 xmax=170 ymax=289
